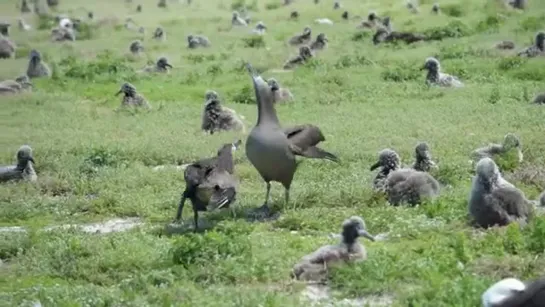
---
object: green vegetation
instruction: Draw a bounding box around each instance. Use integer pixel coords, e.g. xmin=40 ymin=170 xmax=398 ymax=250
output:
xmin=1 ymin=0 xmax=545 ymax=306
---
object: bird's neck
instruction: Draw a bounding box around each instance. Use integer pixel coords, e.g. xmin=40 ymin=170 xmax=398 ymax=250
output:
xmin=217 ymin=150 xmax=234 ymax=173
xmin=257 ymin=97 xmax=280 ymax=126
xmin=427 ymin=70 xmax=439 ymax=82
xmin=16 ymin=160 xmax=31 ymax=171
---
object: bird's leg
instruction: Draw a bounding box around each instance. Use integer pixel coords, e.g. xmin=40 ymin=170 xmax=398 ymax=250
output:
xmin=254 ymin=182 xmax=272 ymax=218
xmin=193 ymin=207 xmax=199 ymax=233
xmin=173 ymin=193 xmax=186 ymax=223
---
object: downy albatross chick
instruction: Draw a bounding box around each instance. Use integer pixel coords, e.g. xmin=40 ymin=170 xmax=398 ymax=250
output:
xmin=267 ymin=78 xmax=294 ymax=103
xmin=51 ymin=26 xmax=76 ymax=42
xmin=157 ymin=0 xmax=167 ymax=8
xmin=0 ymin=75 xmax=32 ymax=94
xmin=532 ymin=92 xmax=545 ymax=104
xmin=421 ymin=57 xmax=464 ymax=88
xmin=174 ymin=141 xmax=240 ymax=231
xmin=129 ymin=40 xmax=144 ymax=55
xmin=0 ymin=23 xmax=10 ymax=36
xmin=153 ymin=27 xmax=166 ymax=41
xmin=471 ymin=133 xmax=523 ymax=165
xmin=358 ymin=12 xmax=381 ymax=29
xmin=412 ymin=142 xmax=437 ymax=172
xmin=310 ymin=33 xmax=328 ymax=51
xmin=517 ymin=32 xmax=545 ymax=58
xmin=333 ymin=1 xmax=341 ymax=9
xmin=385 ymin=167 xmax=440 ymax=206
xmin=232 ymin=11 xmax=248 ymax=26
xmin=187 ymin=34 xmax=211 ymax=48
xmin=142 ymin=56 xmax=172 ymax=73
xmin=482 ymin=277 xmax=545 ymax=307
xmin=431 ymin=3 xmax=440 ymax=14
xmin=244 ymin=62 xmax=339 ymax=217
xmin=469 ymin=157 xmax=532 ymax=228
xmin=0 ymin=145 xmax=37 ymax=183
xmin=496 ymin=40 xmax=516 ymax=50
xmin=370 ymin=149 xmax=401 ymax=192
xmin=373 ymin=28 xmax=427 ymax=45
xmin=252 ymin=21 xmax=267 ymax=35
xmin=292 ymin=216 xmax=375 ymax=282
xmin=290 ymin=11 xmax=299 ymax=20
xmin=0 ymin=34 xmax=16 ymax=59
xmin=26 ymin=50 xmax=50 ymax=79
xmin=21 ymin=0 xmax=31 ymax=13
xmin=288 ymin=26 xmax=312 ymax=46
xmin=201 ymin=90 xmax=245 ymax=134
xmin=115 ymin=82 xmax=151 ymax=109
xmin=283 ymin=45 xmax=313 ymax=70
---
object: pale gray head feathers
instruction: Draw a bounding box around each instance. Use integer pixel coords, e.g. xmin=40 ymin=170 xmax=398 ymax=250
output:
xmin=205 ymin=90 xmax=219 ymax=101
xmin=413 ymin=142 xmax=436 ymax=172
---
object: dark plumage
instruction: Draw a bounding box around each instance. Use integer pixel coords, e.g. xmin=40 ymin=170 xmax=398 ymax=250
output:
xmin=290 ymin=11 xmax=299 ymax=20
xmin=292 ymin=216 xmax=375 ymax=281
xmin=187 ymin=34 xmax=211 ymax=48
xmin=46 ymin=0 xmax=58 ymax=8
xmin=288 ymin=26 xmax=312 ymax=46
xmin=333 ymin=1 xmax=341 ymax=9
xmin=0 ymin=145 xmax=37 ymax=183
xmin=129 ymin=40 xmax=144 ymax=55
xmin=283 ymin=45 xmax=313 ymax=70
xmin=370 ymin=149 xmax=401 ymax=191
xmin=0 ymin=23 xmax=10 ymax=36
xmin=532 ymin=92 xmax=545 ymax=104
xmin=483 ymin=277 xmax=545 ymax=307
xmin=21 ymin=0 xmax=31 ymax=13
xmin=373 ymin=28 xmax=427 ymax=45
xmin=431 ymin=3 xmax=440 ymax=14
xmin=201 ymin=90 xmax=245 ymax=134
xmin=517 ymin=32 xmax=545 ymax=58
xmin=342 ymin=11 xmax=348 ymax=20
xmin=115 ymin=82 xmax=151 ymax=109
xmin=136 ymin=4 xmax=142 ymax=12
xmin=310 ymin=33 xmax=328 ymax=51
xmin=509 ymin=0 xmax=527 ymax=10
xmin=245 ymin=62 xmax=338 ymax=217
xmin=142 ymin=57 xmax=172 ymax=73
xmin=153 ymin=27 xmax=166 ymax=41
xmin=412 ymin=142 xmax=437 ymax=172
xmin=157 ymin=0 xmax=167 ymax=8
xmin=26 ymin=50 xmax=51 ymax=78
xmin=283 ymin=124 xmax=339 ymax=162
xmin=468 ymin=158 xmax=532 ymax=228
xmin=174 ymin=141 xmax=240 ymax=231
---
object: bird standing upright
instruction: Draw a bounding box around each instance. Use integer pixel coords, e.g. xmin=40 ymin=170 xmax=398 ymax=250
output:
xmin=244 ymin=63 xmax=338 ymax=218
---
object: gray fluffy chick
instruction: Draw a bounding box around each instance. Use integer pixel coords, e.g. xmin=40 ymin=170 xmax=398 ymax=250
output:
xmin=468 ymin=157 xmax=532 ymax=228
xmin=292 ymin=216 xmax=375 ymax=282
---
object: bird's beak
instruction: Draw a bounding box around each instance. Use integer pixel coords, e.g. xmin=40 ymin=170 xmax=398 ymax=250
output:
xmin=370 ymin=161 xmax=381 ymax=171
xmin=115 ymin=90 xmax=122 ymax=96
xmin=28 ymin=157 xmax=35 ymax=164
xmin=358 ymin=229 xmax=375 ymax=241
xmin=165 ymin=63 xmax=173 ymax=68
xmin=420 ymin=65 xmax=427 ymax=71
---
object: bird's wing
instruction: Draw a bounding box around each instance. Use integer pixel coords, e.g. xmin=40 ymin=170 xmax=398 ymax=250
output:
xmin=284 ymin=124 xmax=325 ymax=150
xmin=184 ymin=157 xmax=217 ymax=186
xmin=492 ymin=187 xmax=531 ymax=219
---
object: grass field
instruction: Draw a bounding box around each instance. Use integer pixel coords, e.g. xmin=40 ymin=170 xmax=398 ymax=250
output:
xmin=2 ymin=0 xmax=545 ymax=305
